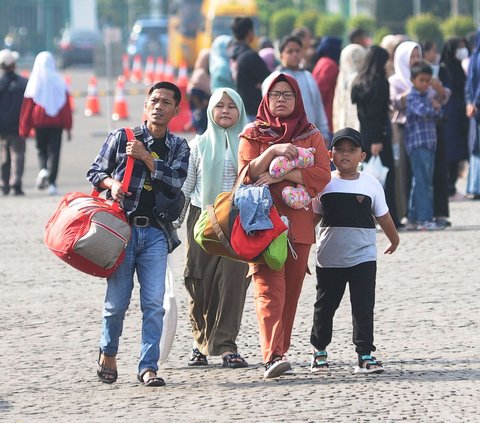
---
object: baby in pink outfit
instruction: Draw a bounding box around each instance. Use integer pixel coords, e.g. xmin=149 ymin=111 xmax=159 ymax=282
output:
xmin=269 ymin=147 xmax=316 ymax=209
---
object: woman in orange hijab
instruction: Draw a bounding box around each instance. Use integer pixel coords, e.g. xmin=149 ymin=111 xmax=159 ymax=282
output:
xmin=238 ymin=73 xmax=331 ymax=378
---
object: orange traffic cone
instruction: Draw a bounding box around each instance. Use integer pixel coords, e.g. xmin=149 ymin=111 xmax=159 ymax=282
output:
xmin=169 ymin=63 xmax=193 ymax=133
xmin=154 ymin=56 xmax=164 ymax=83
xmin=130 ymin=55 xmax=143 ymax=84
xmin=143 ymin=56 xmax=155 ymax=85
xmin=112 ymin=76 xmax=129 ymax=121
xmin=84 ymin=76 xmax=101 ymax=117
xmin=163 ymin=61 xmax=175 ymax=83
xmin=122 ymin=54 xmax=130 ymax=79
xmin=64 ymin=74 xmax=75 ymax=112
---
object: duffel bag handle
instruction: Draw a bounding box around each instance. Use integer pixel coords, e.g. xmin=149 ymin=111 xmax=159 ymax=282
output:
xmin=229 ymin=164 xmax=250 ymax=201
xmin=91 ymin=127 xmax=136 ymax=212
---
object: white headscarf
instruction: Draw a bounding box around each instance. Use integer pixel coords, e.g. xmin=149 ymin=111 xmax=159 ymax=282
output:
xmin=24 ymin=51 xmax=68 ymax=117
xmin=332 ymin=43 xmax=367 ymax=132
xmin=392 ymin=41 xmax=422 ymax=91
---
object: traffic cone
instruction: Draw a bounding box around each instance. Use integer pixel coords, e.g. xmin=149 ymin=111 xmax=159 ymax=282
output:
xmin=143 ymin=56 xmax=155 ymax=85
xmin=112 ymin=76 xmax=129 ymax=121
xmin=163 ymin=61 xmax=175 ymax=83
xmin=84 ymin=75 xmax=101 ymax=117
xmin=130 ymin=55 xmax=143 ymax=84
xmin=64 ymin=74 xmax=75 ymax=112
xmin=169 ymin=63 xmax=193 ymax=133
xmin=154 ymin=56 xmax=164 ymax=82
xmin=122 ymin=54 xmax=130 ymax=79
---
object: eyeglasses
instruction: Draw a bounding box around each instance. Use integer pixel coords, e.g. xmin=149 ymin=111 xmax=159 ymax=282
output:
xmin=267 ymin=90 xmax=295 ymax=100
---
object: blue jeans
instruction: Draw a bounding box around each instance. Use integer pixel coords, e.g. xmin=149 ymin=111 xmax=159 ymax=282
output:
xmin=100 ymin=226 xmax=168 ymax=374
xmin=408 ymin=147 xmax=435 ymax=223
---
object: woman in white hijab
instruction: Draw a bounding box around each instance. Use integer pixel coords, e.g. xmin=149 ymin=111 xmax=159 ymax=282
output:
xmin=388 ymin=41 xmax=422 ymax=223
xmin=19 ymin=51 xmax=72 ymax=195
xmin=332 ymin=43 xmax=367 ymax=132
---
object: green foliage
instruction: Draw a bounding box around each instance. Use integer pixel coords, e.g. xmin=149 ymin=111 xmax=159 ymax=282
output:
xmin=256 ymin=0 xmax=296 ymax=30
xmin=373 ymin=27 xmax=392 ymax=45
xmin=441 ymin=15 xmax=476 ymax=39
xmin=315 ymin=15 xmax=345 ymax=38
xmin=295 ymin=10 xmax=321 ymax=35
xmin=406 ymin=13 xmax=443 ymax=44
xmin=347 ymin=15 xmax=376 ymax=35
xmin=270 ymin=8 xmax=300 ymax=40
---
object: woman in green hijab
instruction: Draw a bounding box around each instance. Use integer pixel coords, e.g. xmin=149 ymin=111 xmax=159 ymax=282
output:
xmin=178 ymin=87 xmax=251 ymax=368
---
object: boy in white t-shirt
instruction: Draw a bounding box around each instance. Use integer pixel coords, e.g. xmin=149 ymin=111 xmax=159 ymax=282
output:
xmin=310 ymin=127 xmax=400 ymax=374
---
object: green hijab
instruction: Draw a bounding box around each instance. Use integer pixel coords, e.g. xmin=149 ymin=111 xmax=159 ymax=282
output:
xmin=197 ymin=87 xmax=249 ymax=209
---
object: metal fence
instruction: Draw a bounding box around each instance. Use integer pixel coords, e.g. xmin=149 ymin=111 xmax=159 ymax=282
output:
xmin=0 ymin=0 xmax=69 ymax=58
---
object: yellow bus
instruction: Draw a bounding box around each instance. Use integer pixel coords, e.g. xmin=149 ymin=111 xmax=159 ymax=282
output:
xmin=168 ymin=0 xmax=259 ymax=69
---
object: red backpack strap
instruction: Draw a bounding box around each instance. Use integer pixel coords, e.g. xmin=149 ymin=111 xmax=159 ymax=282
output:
xmin=122 ymin=128 xmax=136 ymax=193
xmin=91 ymin=128 xmax=137 ymax=212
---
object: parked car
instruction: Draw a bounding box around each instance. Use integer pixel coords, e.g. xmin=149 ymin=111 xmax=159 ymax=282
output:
xmin=126 ymin=18 xmax=168 ymax=64
xmin=56 ymin=28 xmax=102 ymax=68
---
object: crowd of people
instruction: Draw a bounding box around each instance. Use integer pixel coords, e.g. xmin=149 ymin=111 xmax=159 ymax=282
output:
xmin=2 ymin=16 xmax=480 ymax=385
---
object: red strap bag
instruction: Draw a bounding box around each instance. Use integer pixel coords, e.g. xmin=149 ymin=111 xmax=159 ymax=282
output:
xmin=44 ymin=128 xmax=136 ymax=278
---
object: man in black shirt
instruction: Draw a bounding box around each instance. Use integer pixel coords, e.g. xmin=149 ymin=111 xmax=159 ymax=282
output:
xmin=228 ymin=17 xmax=270 ymax=120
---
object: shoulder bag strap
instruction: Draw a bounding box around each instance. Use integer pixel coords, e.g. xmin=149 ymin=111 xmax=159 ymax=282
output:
xmin=91 ymin=128 xmax=136 ymax=212
xmin=228 ymin=164 xmax=250 ymax=201
xmin=207 ymin=204 xmax=238 ymax=257
xmin=122 ymin=127 xmax=137 ymax=193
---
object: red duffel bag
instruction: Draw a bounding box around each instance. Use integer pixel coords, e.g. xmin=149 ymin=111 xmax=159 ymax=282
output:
xmin=44 ymin=128 xmax=136 ymax=278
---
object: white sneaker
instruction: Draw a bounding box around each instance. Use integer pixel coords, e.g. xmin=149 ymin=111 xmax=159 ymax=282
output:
xmin=417 ymin=221 xmax=446 ymax=231
xmin=263 ymin=359 xmax=291 ymax=379
xmin=47 ymin=184 xmax=58 ymax=196
xmin=36 ymin=168 xmax=49 ymax=190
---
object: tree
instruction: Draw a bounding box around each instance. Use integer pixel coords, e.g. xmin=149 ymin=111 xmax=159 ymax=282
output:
xmin=348 ymin=15 xmax=376 ymax=36
xmin=442 ymin=15 xmax=476 ymax=39
xmin=316 ymin=15 xmax=345 ymax=38
xmin=270 ymin=9 xmax=300 ymax=40
xmin=406 ymin=13 xmax=443 ymax=44
xmin=295 ymin=10 xmax=321 ymax=35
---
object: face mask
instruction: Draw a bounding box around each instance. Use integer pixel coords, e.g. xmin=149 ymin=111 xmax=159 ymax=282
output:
xmin=455 ymin=47 xmax=469 ymax=61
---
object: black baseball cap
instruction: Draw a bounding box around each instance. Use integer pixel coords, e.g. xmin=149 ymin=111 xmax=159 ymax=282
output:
xmin=331 ymin=127 xmax=364 ymax=150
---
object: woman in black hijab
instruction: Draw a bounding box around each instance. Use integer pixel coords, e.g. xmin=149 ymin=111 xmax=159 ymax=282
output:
xmin=439 ymin=37 xmax=470 ymax=197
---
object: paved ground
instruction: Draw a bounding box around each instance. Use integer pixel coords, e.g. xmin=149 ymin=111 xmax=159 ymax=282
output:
xmin=0 ymin=68 xmax=479 ymax=422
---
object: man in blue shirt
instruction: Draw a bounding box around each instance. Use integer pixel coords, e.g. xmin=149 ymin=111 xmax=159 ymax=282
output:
xmin=87 ymin=81 xmax=190 ymax=386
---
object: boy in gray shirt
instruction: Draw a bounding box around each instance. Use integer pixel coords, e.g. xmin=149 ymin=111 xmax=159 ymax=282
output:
xmin=310 ymin=127 xmax=399 ymax=374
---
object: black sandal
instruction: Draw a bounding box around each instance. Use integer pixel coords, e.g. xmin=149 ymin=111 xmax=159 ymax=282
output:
xmin=137 ymin=369 xmax=166 ymax=387
xmin=188 ymin=348 xmax=208 ymax=366
xmin=97 ymin=348 xmax=118 ymax=384
xmin=222 ymin=353 xmax=249 ymax=368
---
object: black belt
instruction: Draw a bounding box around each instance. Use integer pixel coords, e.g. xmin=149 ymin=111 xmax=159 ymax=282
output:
xmin=130 ymin=215 xmax=160 ymax=228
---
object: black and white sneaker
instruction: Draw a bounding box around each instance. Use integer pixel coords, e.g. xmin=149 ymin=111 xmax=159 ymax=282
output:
xmin=281 ymin=355 xmax=295 ymax=375
xmin=264 ymin=357 xmax=291 ymax=379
